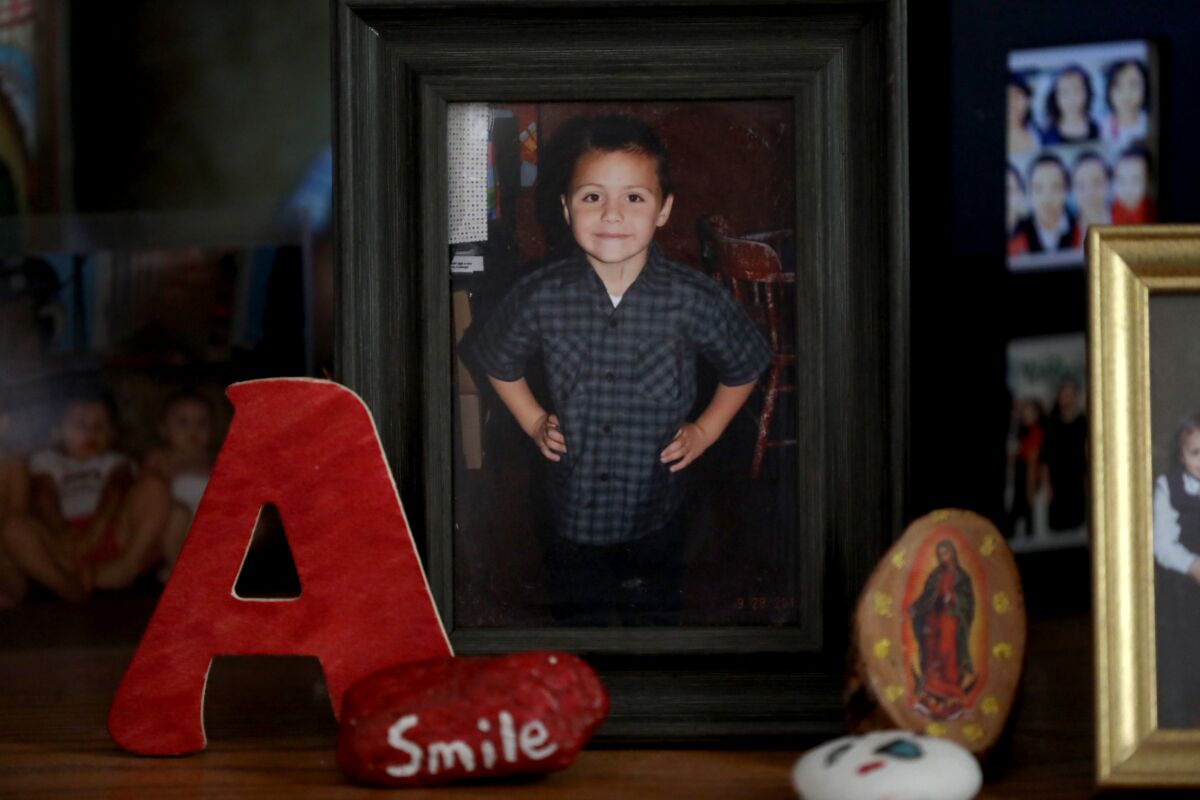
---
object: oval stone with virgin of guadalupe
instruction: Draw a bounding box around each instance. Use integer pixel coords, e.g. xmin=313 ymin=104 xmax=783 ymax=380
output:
xmin=847 ymin=509 xmax=1025 ymax=757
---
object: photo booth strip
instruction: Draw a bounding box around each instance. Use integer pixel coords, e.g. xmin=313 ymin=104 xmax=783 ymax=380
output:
xmin=447 ymin=103 xmax=490 ymax=246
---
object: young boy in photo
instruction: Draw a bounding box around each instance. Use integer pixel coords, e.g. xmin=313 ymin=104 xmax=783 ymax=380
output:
xmin=1070 ymin=151 xmax=1112 ymax=230
xmin=142 ymin=391 xmax=215 ymax=575
xmin=473 ymin=115 xmax=771 ymax=624
xmin=1010 ymin=154 xmax=1079 ymax=254
xmin=0 ymin=393 xmax=91 ymax=603
xmin=19 ymin=395 xmax=172 ymax=592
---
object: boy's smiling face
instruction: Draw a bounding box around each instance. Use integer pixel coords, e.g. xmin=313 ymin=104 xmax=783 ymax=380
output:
xmin=561 ymin=148 xmax=674 ymax=275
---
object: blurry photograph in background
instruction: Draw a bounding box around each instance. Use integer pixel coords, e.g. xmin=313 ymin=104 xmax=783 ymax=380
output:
xmin=1003 ymin=333 xmax=1088 ymax=552
xmin=0 ymin=242 xmax=313 ymax=606
xmin=1007 ymin=40 xmax=1157 ymax=271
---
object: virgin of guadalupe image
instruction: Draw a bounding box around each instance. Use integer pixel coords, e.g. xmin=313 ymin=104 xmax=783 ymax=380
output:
xmin=907 ymin=540 xmax=978 ymax=720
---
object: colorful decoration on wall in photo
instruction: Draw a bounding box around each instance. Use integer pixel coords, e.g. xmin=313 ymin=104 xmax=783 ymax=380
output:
xmin=847 ymin=510 xmax=1025 ymax=759
xmin=1003 ymin=334 xmax=1087 ymax=552
xmin=0 ymin=0 xmax=38 ymax=213
xmin=1006 ymin=40 xmax=1157 ymax=271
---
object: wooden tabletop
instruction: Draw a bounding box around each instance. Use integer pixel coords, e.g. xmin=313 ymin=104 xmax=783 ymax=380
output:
xmin=0 ymin=601 xmax=1095 ymax=798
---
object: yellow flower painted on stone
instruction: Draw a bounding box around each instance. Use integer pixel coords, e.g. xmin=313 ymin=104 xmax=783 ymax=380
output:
xmin=980 ymin=534 xmax=998 ymax=557
xmin=926 ymin=722 xmax=947 ymax=737
xmin=873 ymin=638 xmax=891 ymax=659
xmin=992 ymin=592 xmax=1012 ymax=614
xmin=963 ymin=724 xmax=984 ymax=743
xmin=890 ymin=549 xmax=907 ymax=570
xmin=981 ymin=696 xmax=1000 ymax=717
xmin=884 ymin=685 xmax=905 ymax=703
xmin=992 ymin=642 xmax=1014 ymax=659
xmin=873 ymin=591 xmax=894 ymax=618
xmin=931 ymin=510 xmax=952 ymax=523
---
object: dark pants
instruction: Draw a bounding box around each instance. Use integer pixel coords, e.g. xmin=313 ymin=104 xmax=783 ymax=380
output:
xmin=546 ymin=513 xmax=688 ymax=626
xmin=1155 ymin=565 xmax=1200 ymax=728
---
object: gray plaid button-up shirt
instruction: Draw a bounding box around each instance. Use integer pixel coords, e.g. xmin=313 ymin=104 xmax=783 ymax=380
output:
xmin=474 ymin=245 xmax=771 ymax=545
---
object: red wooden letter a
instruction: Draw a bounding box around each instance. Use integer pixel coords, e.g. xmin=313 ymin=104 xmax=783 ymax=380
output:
xmin=108 ymin=379 xmax=451 ymax=755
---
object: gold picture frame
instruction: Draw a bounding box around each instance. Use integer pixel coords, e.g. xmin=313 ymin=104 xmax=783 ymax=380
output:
xmin=1091 ymin=224 xmax=1200 ymax=786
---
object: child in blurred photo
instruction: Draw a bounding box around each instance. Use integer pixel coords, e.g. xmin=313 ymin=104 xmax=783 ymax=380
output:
xmin=1155 ymin=413 xmax=1200 ymax=585
xmin=0 ymin=395 xmax=91 ymax=603
xmin=1006 ymin=73 xmax=1039 ymax=158
xmin=1111 ymin=146 xmax=1155 ymax=224
xmin=1102 ymin=59 xmax=1149 ymax=148
xmin=1153 ymin=412 xmax=1200 ymax=727
xmin=1042 ymin=64 xmax=1100 ymax=145
xmin=142 ymin=391 xmax=214 ymax=575
xmin=1071 ymin=151 xmax=1112 ymax=231
xmin=1006 ymin=397 xmax=1044 ymax=539
xmin=1010 ymin=154 xmax=1078 ymax=254
xmin=21 ymin=394 xmax=171 ymax=592
xmin=473 ymin=115 xmax=771 ymax=624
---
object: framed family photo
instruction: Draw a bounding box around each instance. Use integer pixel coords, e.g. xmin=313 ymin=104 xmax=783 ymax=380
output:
xmin=1007 ymin=40 xmax=1158 ymax=272
xmin=1091 ymin=225 xmax=1200 ymax=786
xmin=335 ymin=0 xmax=908 ymax=739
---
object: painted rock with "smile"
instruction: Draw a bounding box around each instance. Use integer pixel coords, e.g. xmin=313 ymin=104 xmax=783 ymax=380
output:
xmin=337 ymin=651 xmax=608 ymax=787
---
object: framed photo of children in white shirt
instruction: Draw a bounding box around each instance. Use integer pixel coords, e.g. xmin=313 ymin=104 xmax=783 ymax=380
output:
xmin=335 ymin=0 xmax=909 ymax=740
xmin=1090 ymin=225 xmax=1200 ymax=786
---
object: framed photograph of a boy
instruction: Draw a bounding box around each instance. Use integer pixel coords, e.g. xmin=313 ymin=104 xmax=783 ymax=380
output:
xmin=335 ymin=0 xmax=908 ymax=740
xmin=1091 ymin=226 xmax=1200 ymax=786
xmin=450 ymin=101 xmax=798 ymax=632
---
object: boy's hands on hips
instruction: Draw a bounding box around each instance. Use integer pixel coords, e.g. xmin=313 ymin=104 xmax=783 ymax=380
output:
xmin=531 ymin=413 xmax=568 ymax=462
xmin=660 ymin=422 xmax=715 ymax=472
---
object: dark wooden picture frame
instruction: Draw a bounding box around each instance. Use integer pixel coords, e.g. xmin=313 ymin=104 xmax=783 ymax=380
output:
xmin=335 ymin=0 xmax=908 ymax=740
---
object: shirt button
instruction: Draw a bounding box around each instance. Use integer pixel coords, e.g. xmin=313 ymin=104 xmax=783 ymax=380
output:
xmin=583 ymin=499 xmax=593 ymax=509
xmin=608 ymin=318 xmax=618 ymax=328
xmin=604 ymin=371 xmax=615 ymax=382
xmin=602 ymin=423 xmax=612 ymax=434
xmin=599 ymin=473 xmax=609 ymax=482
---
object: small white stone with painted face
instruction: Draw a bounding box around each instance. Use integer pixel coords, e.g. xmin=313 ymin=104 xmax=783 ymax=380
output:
xmin=791 ymin=730 xmax=981 ymax=800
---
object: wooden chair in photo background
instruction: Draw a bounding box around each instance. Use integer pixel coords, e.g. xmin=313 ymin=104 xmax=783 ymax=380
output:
xmin=698 ymin=215 xmax=796 ymax=479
